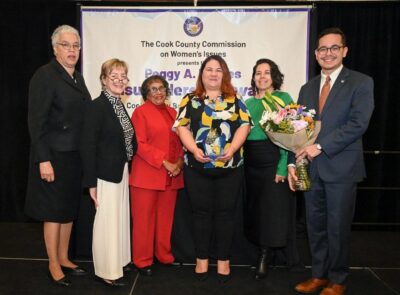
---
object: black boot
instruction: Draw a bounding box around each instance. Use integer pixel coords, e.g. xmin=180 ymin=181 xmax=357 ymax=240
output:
xmin=255 ymin=248 xmax=268 ymax=279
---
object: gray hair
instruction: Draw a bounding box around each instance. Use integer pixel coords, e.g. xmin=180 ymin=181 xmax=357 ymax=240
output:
xmin=51 ymin=25 xmax=80 ymax=46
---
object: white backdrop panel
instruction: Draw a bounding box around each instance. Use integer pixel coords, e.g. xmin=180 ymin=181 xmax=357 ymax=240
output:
xmin=81 ymin=6 xmax=311 ymax=114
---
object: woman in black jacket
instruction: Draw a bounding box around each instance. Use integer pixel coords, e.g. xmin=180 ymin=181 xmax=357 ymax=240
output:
xmin=25 ymin=25 xmax=91 ymax=287
xmin=80 ymin=58 xmax=136 ymax=287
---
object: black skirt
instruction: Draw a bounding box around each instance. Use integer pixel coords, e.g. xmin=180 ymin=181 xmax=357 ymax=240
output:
xmin=25 ymin=150 xmax=82 ymax=223
xmin=243 ymin=140 xmax=295 ymax=248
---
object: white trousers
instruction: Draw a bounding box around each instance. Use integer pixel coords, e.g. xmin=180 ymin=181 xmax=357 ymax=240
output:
xmin=92 ymin=163 xmax=131 ymax=280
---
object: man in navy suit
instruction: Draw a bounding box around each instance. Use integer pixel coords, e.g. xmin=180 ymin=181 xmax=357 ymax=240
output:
xmin=288 ymin=28 xmax=374 ymax=295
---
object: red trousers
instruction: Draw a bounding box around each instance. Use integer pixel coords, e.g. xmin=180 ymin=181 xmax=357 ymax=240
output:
xmin=130 ymin=186 xmax=177 ymax=268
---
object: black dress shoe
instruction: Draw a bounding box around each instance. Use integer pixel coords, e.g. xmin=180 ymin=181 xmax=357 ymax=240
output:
xmin=172 ymin=261 xmax=183 ymax=268
xmin=136 ymin=266 xmax=153 ymax=276
xmin=47 ymin=272 xmax=71 ymax=287
xmin=61 ymin=265 xmax=87 ymax=276
xmin=95 ymin=276 xmax=125 ymax=287
xmin=255 ymin=248 xmax=269 ymax=280
xmin=61 ymin=265 xmax=88 ymax=276
xmin=162 ymin=261 xmax=183 ymax=268
xmin=194 ymin=271 xmax=208 ymax=282
xmin=217 ymin=273 xmax=231 ymax=284
xmin=123 ymin=263 xmax=132 ymax=273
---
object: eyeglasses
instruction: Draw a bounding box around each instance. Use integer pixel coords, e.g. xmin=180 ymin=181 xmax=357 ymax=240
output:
xmin=316 ymin=45 xmax=344 ymax=55
xmin=56 ymin=42 xmax=81 ymax=51
xmin=108 ymin=76 xmax=129 ymax=84
xmin=149 ymin=86 xmax=167 ymax=94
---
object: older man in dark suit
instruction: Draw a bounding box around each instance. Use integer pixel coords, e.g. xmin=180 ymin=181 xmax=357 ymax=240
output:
xmin=288 ymin=27 xmax=374 ymax=295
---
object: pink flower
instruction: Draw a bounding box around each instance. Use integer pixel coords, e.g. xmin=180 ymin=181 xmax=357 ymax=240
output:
xmin=278 ymin=109 xmax=287 ymax=117
xmin=292 ymin=120 xmax=308 ymax=132
xmin=289 ymin=109 xmax=297 ymax=117
xmin=273 ymin=114 xmax=284 ymax=125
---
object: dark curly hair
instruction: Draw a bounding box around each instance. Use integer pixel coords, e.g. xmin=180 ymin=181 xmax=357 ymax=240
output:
xmin=140 ymin=75 xmax=171 ymax=100
xmin=250 ymin=58 xmax=284 ymax=94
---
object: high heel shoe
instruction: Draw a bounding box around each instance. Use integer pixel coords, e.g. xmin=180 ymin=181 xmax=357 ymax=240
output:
xmin=194 ymin=270 xmax=208 ymax=281
xmin=217 ymin=272 xmax=231 ymax=284
xmin=61 ymin=265 xmax=87 ymax=276
xmin=195 ymin=258 xmax=209 ymax=281
xmin=217 ymin=259 xmax=231 ymax=283
xmin=95 ymin=276 xmax=125 ymax=287
xmin=255 ymin=248 xmax=269 ymax=280
xmin=47 ymin=271 xmax=71 ymax=287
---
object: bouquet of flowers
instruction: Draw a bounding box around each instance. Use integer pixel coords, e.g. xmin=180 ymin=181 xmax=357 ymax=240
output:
xmin=259 ymin=103 xmax=321 ymax=191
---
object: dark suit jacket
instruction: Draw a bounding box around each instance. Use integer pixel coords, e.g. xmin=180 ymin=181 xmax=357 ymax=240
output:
xmin=80 ymin=92 xmax=136 ymax=188
xmin=28 ymin=58 xmax=91 ymax=163
xmin=291 ymin=67 xmax=374 ymax=183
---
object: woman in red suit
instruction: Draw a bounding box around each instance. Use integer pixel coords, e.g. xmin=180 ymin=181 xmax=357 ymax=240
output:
xmin=129 ymin=75 xmax=184 ymax=276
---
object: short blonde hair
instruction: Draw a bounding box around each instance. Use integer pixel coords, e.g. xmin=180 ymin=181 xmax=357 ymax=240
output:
xmin=99 ymin=58 xmax=129 ymax=88
xmin=51 ymin=25 xmax=80 ymax=46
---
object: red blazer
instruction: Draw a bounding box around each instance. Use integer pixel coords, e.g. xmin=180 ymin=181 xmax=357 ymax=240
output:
xmin=129 ymin=101 xmax=184 ymax=190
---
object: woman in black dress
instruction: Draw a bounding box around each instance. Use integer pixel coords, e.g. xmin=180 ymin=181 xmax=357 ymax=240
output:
xmin=244 ymin=59 xmax=302 ymax=279
xmin=25 ymin=25 xmax=91 ymax=286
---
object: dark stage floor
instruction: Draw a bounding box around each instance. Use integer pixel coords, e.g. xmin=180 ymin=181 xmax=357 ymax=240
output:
xmin=0 ymin=223 xmax=399 ymax=295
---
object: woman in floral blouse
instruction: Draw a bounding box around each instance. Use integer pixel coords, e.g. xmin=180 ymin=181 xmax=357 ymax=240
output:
xmin=174 ymin=55 xmax=251 ymax=283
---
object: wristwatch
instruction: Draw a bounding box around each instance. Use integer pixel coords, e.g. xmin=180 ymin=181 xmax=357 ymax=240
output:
xmin=316 ymin=143 xmax=322 ymax=150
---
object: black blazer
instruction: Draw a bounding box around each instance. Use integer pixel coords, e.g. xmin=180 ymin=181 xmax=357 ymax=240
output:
xmin=28 ymin=58 xmax=91 ymax=163
xmin=80 ymin=92 xmax=136 ymax=188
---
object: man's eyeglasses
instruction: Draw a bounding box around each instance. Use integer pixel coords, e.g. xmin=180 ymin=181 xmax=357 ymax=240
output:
xmin=149 ymin=86 xmax=167 ymax=94
xmin=108 ymin=76 xmax=129 ymax=84
xmin=316 ymin=45 xmax=344 ymax=55
xmin=56 ymin=42 xmax=81 ymax=51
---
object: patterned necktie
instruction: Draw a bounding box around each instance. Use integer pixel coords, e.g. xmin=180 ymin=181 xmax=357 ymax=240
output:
xmin=319 ymin=75 xmax=331 ymax=113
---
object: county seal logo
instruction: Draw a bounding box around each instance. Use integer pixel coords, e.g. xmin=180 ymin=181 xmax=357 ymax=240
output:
xmin=183 ymin=16 xmax=203 ymax=37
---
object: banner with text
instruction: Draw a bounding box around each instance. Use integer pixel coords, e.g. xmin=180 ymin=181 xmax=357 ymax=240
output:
xmin=81 ymin=6 xmax=311 ymax=114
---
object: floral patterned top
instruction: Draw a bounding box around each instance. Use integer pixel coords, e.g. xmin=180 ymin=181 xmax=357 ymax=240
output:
xmin=173 ymin=93 xmax=252 ymax=169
